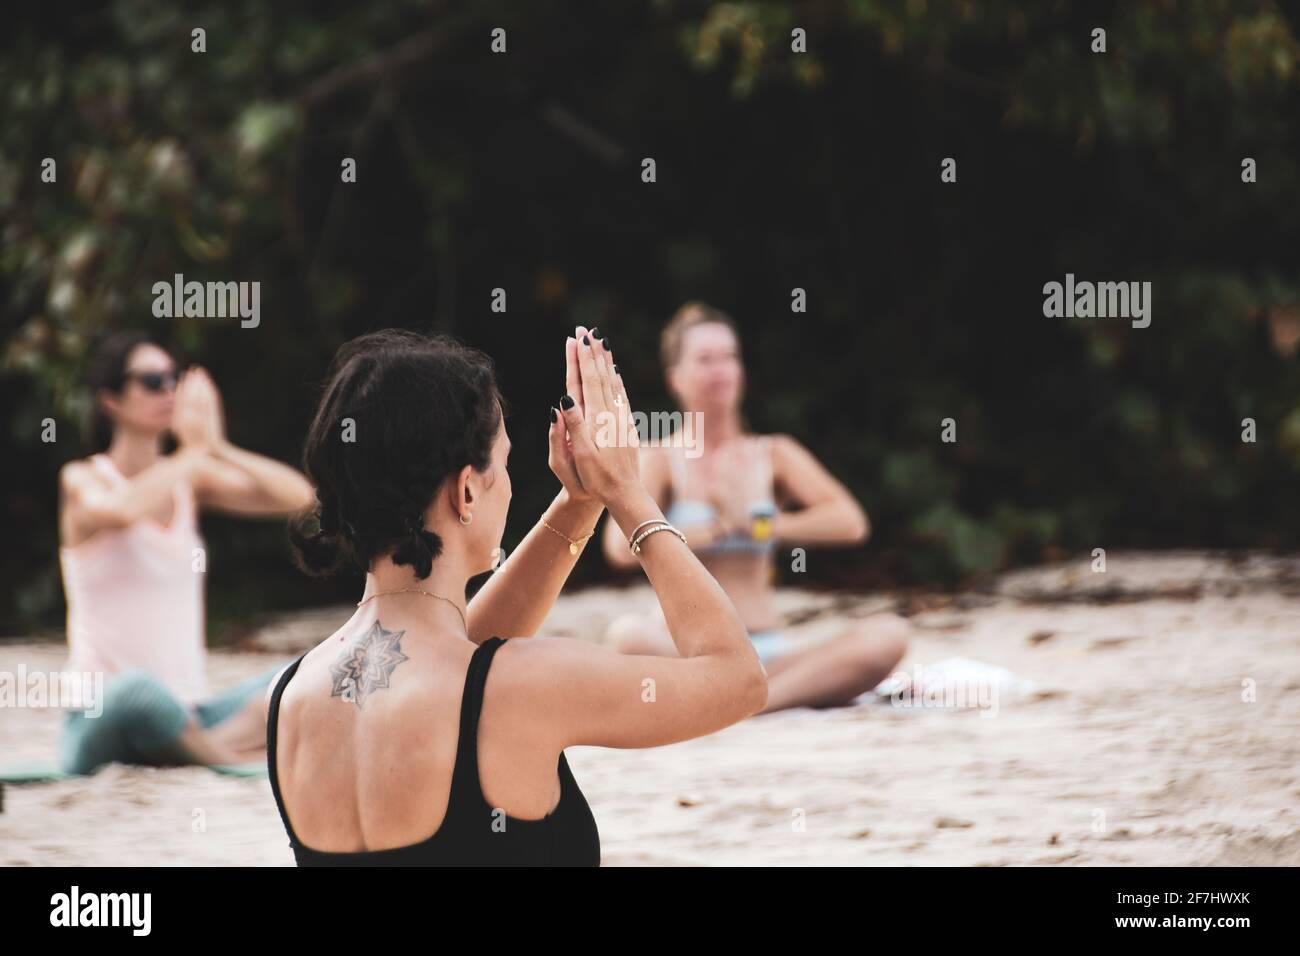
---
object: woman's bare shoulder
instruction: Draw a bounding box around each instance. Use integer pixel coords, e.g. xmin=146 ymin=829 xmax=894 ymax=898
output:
xmin=766 ymin=432 xmax=819 ymax=465
xmin=59 ymin=456 xmax=104 ymax=489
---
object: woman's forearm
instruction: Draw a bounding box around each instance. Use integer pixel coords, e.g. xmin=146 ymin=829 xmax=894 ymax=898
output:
xmin=674 ymin=518 xmax=730 ymax=555
xmin=467 ymin=490 xmax=605 ymax=644
xmin=771 ymin=500 xmax=869 ymax=547
xmin=601 ymin=514 xmax=641 ymax=569
xmin=604 ymin=513 xmax=725 ymax=567
xmin=210 ymin=439 xmax=315 ymax=513
xmin=604 ymin=487 xmax=752 ymax=660
xmin=111 ymin=449 xmax=207 ymax=525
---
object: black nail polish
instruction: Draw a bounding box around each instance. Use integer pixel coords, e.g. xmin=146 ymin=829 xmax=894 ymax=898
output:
xmin=582 ymin=335 xmax=590 ymax=346
xmin=613 ymin=364 xmax=620 ymax=375
xmin=603 ymin=337 xmax=612 ymax=351
xmin=549 ymin=406 xmax=557 ymax=423
xmin=591 ymin=327 xmax=602 ymax=339
xmin=560 ymin=394 xmax=575 ymax=410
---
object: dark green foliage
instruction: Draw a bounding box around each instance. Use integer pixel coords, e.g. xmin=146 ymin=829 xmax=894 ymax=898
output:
xmin=3 ymin=1 xmax=1298 ymax=632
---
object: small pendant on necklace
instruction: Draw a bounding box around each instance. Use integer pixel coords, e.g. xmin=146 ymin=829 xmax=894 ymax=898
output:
xmin=569 ymin=542 xmax=578 ymax=555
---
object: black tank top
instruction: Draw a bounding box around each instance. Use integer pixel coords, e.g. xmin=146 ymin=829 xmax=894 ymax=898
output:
xmin=266 ymin=636 xmax=600 ymax=866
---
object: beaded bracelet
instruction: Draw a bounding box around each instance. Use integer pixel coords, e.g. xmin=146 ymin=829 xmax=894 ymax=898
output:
xmin=630 ymin=522 xmax=687 ymax=555
xmin=626 ymin=517 xmax=668 ymax=542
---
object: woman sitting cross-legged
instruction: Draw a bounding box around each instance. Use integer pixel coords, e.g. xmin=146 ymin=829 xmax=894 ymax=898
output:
xmin=602 ymin=302 xmax=910 ymax=713
xmin=265 ymin=326 xmax=766 ymax=866
xmin=56 ymin=333 xmax=315 ymax=775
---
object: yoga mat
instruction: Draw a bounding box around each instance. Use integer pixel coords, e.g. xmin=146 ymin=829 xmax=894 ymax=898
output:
xmin=0 ymin=761 xmax=73 ymax=784
xmin=207 ymin=762 xmax=268 ymax=778
xmin=0 ymin=763 xmax=71 ymax=812
xmin=0 ymin=760 xmax=266 ymax=783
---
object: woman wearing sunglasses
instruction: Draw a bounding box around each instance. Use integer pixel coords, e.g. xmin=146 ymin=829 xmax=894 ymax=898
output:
xmin=55 ymin=332 xmax=315 ymax=774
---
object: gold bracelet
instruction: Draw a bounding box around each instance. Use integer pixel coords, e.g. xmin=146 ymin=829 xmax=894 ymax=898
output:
xmin=542 ymin=518 xmax=595 ymax=556
xmin=630 ymin=522 xmax=686 ymax=555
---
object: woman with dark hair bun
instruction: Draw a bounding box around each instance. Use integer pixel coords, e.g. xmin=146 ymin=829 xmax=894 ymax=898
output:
xmin=265 ymin=326 xmax=766 ymax=866
xmin=56 ymin=332 xmax=315 ymax=775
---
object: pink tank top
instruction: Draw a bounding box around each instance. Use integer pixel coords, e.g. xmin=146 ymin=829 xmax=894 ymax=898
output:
xmin=59 ymin=454 xmax=208 ymax=707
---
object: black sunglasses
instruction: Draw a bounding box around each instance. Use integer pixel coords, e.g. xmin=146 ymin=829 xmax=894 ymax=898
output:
xmin=124 ymin=368 xmax=182 ymax=393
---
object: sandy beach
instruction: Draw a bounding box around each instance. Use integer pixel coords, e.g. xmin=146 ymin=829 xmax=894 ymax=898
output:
xmin=2 ymin=551 xmax=1297 ymax=866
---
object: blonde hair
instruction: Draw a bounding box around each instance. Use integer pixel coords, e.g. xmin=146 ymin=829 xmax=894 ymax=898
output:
xmin=660 ymin=301 xmax=740 ymax=369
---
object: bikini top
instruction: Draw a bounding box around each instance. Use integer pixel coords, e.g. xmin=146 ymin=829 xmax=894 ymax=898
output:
xmin=662 ymin=435 xmax=778 ymax=556
xmin=266 ymin=636 xmax=600 ymax=866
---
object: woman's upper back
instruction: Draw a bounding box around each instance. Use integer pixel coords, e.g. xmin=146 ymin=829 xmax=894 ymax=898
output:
xmin=267 ymin=632 xmax=600 ymax=866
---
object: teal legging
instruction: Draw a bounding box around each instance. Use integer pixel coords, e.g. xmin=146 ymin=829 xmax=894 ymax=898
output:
xmin=59 ymin=665 xmax=283 ymax=775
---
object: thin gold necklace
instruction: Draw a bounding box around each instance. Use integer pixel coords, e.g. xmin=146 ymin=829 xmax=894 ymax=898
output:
xmin=353 ymin=587 xmax=468 ymax=636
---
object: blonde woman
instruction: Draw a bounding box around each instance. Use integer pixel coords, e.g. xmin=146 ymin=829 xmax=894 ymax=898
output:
xmin=603 ymin=303 xmax=909 ymax=712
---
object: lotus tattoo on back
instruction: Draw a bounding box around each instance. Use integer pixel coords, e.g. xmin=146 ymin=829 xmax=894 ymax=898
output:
xmin=330 ymin=620 xmax=410 ymax=709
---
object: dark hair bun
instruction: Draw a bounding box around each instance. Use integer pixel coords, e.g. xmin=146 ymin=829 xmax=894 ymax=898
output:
xmin=289 ymin=330 xmax=503 ymax=580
